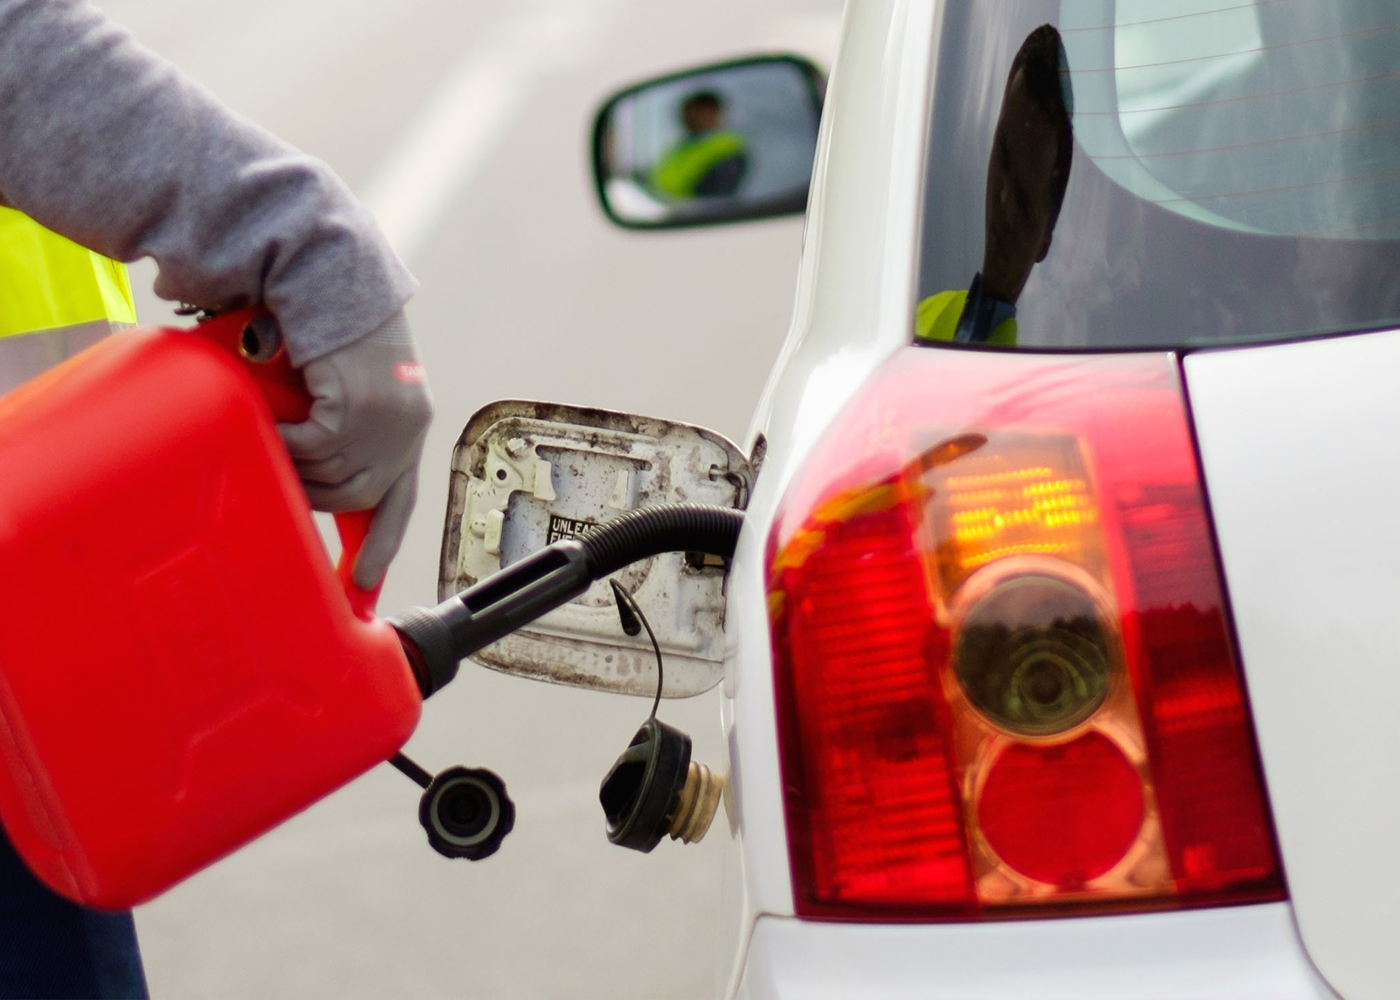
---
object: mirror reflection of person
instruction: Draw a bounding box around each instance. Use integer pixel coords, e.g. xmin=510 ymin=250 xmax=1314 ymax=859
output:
xmin=916 ymin=25 xmax=1073 ymax=345
xmin=651 ymin=90 xmax=749 ymax=200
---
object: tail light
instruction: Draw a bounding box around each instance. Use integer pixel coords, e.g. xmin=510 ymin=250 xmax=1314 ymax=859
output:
xmin=766 ymin=347 xmax=1283 ymax=919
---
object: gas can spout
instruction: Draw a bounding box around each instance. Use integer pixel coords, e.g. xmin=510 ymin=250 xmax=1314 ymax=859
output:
xmin=387 ymin=503 xmax=743 ymax=698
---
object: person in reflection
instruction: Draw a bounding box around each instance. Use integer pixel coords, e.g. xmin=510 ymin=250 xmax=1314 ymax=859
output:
xmin=916 ymin=24 xmax=1074 ymax=345
xmin=651 ymin=90 xmax=749 ymax=200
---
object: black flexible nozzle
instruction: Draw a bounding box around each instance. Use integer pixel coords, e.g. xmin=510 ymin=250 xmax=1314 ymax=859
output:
xmin=388 ymin=503 xmax=743 ymax=698
xmin=578 ymin=502 xmax=743 ymax=578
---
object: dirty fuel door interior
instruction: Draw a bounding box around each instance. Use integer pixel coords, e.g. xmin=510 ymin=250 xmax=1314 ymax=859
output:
xmin=440 ymin=401 xmax=750 ymax=697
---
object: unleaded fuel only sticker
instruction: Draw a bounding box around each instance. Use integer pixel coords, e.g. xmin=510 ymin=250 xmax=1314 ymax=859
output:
xmin=548 ymin=514 xmax=599 ymax=545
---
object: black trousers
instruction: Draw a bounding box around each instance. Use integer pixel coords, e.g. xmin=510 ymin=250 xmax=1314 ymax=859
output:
xmin=0 ymin=827 xmax=147 ymax=999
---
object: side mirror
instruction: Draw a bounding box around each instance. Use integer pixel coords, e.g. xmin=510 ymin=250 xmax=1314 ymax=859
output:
xmin=591 ymin=54 xmax=824 ymax=230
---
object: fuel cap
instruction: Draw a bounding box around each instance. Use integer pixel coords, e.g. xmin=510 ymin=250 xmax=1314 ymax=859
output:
xmin=599 ymin=718 xmax=691 ymax=853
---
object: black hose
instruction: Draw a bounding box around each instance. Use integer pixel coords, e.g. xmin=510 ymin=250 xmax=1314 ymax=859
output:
xmin=578 ymin=503 xmax=744 ymax=578
xmin=389 ymin=503 xmax=744 ymax=697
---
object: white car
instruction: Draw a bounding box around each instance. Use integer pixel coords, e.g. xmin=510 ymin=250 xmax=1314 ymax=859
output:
xmin=440 ymin=1 xmax=1400 ymax=996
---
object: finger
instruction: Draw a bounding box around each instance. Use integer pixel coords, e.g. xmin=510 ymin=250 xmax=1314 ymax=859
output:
xmin=301 ymin=468 xmax=378 ymax=513
xmin=290 ymin=451 xmax=354 ymax=487
xmin=278 ymin=419 xmax=340 ymax=461
xmin=353 ymin=470 xmax=418 ymax=589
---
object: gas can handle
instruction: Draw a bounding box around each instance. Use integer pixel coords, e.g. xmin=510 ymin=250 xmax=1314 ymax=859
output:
xmin=195 ymin=308 xmax=382 ymax=619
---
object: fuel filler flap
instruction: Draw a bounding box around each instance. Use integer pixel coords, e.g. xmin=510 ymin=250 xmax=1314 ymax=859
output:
xmin=439 ymin=401 xmax=751 ymax=698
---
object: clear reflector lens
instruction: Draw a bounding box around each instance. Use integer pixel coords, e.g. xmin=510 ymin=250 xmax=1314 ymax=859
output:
xmin=954 ymin=573 xmax=1110 ymax=736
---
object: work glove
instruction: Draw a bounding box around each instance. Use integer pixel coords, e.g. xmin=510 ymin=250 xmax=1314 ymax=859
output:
xmin=278 ymin=310 xmax=432 ymax=589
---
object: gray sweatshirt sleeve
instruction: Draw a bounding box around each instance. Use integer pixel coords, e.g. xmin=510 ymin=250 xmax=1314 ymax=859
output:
xmin=0 ymin=0 xmax=416 ymax=365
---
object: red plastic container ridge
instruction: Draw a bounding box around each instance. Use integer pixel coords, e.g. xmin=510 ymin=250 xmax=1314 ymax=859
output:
xmin=0 ymin=310 xmax=422 ymax=909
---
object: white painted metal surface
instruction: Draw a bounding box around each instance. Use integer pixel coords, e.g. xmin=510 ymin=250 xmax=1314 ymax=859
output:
xmin=441 ymin=400 xmax=748 ymax=697
xmin=744 ymin=0 xmax=936 ymax=506
xmin=1186 ymin=330 xmax=1400 ymax=1000
xmin=737 ymin=904 xmax=1334 ymax=1000
xmin=718 ymin=0 xmax=941 ymax=993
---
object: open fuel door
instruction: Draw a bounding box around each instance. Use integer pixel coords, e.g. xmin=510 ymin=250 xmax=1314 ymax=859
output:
xmin=439 ymin=401 xmax=751 ymax=698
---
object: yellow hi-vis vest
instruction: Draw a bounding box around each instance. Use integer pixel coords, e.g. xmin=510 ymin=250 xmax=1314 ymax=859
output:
xmin=651 ymin=131 xmax=747 ymax=199
xmin=0 ymin=207 xmax=136 ymax=339
xmin=915 ymin=290 xmax=1018 ymax=346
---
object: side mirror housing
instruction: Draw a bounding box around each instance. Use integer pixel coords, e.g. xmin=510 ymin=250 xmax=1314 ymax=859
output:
xmin=591 ymin=54 xmax=824 ymax=230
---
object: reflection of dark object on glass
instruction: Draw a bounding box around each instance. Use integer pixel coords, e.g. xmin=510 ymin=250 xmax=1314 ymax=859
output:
xmin=954 ymin=573 xmax=1110 ymax=736
xmin=921 ymin=5 xmax=1400 ymax=349
xmin=956 ymin=24 xmax=1074 ymax=343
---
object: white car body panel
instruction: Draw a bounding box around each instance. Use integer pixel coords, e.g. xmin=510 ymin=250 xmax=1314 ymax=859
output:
xmin=1185 ymin=332 xmax=1400 ymax=1000
xmin=737 ymin=904 xmax=1331 ymax=1000
xmin=717 ymin=0 xmax=936 ymax=992
xmin=742 ymin=0 xmax=934 ymax=503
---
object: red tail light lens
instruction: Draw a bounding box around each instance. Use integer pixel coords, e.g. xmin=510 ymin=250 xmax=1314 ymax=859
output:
xmin=977 ymin=732 xmax=1143 ymax=887
xmin=767 ymin=348 xmax=1283 ymax=919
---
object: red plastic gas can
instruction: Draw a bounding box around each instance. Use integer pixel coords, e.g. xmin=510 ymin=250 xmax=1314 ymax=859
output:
xmin=0 ymin=310 xmax=422 ymax=909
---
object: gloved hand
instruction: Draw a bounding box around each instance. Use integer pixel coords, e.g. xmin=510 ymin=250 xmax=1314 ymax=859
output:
xmin=278 ymin=310 xmax=432 ymax=589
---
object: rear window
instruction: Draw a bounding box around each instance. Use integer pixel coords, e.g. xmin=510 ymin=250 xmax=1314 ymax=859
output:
xmin=917 ymin=0 xmax=1400 ymax=349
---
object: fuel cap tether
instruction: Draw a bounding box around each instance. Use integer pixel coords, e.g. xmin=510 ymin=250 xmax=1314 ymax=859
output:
xmin=598 ymin=581 xmax=724 ymax=852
